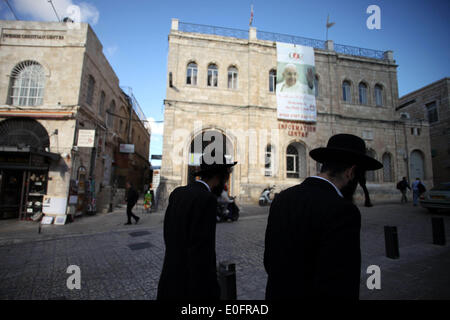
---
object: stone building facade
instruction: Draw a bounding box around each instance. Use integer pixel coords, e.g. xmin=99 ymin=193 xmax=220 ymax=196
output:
xmin=158 ymin=18 xmax=433 ymax=208
xmin=0 ymin=20 xmax=150 ymax=220
xmin=398 ymin=78 xmax=450 ymax=185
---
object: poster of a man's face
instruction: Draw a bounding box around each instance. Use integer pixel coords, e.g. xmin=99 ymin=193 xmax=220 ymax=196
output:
xmin=283 ymin=64 xmax=298 ymax=87
xmin=276 ymin=42 xmax=316 ymax=122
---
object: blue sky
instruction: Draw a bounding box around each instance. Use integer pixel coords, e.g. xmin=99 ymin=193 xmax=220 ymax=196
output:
xmin=1 ymin=0 xmax=449 ymax=166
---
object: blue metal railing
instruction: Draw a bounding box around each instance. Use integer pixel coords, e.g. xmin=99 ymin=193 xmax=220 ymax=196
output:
xmin=258 ymin=30 xmax=326 ymax=50
xmin=178 ymin=21 xmax=385 ymax=60
xmin=178 ymin=22 xmax=248 ymax=40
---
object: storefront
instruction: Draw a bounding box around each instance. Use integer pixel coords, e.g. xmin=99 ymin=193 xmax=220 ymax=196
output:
xmin=0 ymin=146 xmax=59 ymax=220
xmin=0 ymin=118 xmax=59 ymax=220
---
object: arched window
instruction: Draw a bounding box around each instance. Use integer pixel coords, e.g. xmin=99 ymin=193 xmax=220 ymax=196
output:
xmin=86 ymin=75 xmax=95 ymax=106
xmin=286 ymin=142 xmax=306 ymax=178
xmin=382 ymin=152 xmax=393 ymax=182
xmin=342 ymin=80 xmax=352 ymax=102
xmin=375 ymin=84 xmax=383 ymax=106
xmin=186 ymin=62 xmax=198 ymax=85
xmin=359 ymin=82 xmax=368 ymax=104
xmin=107 ymin=100 xmax=115 ymax=128
xmin=265 ymin=144 xmax=274 ymax=177
xmin=99 ymin=91 xmax=105 ymax=116
xmin=207 ymin=64 xmax=218 ymax=87
xmin=9 ymin=60 xmax=46 ymax=106
xmin=314 ymin=75 xmax=319 ymax=97
xmin=366 ymin=149 xmax=377 ymax=182
xmin=269 ymin=69 xmax=276 ymax=92
xmin=228 ymin=66 xmax=238 ymax=89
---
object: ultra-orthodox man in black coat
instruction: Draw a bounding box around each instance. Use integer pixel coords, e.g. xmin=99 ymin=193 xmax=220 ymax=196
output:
xmin=264 ymin=177 xmax=361 ymax=299
xmin=157 ymin=181 xmax=220 ymax=300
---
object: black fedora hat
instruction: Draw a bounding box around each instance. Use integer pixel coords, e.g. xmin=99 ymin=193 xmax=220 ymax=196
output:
xmin=196 ymin=153 xmax=237 ymax=176
xmin=309 ymin=134 xmax=383 ymax=171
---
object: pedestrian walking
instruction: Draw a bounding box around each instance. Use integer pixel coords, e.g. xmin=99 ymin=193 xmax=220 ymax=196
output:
xmin=264 ymin=134 xmax=383 ymax=299
xmin=412 ymin=177 xmax=426 ymax=206
xmin=396 ymin=177 xmax=411 ymax=203
xmin=144 ymin=190 xmax=152 ymax=213
xmin=157 ymin=153 xmax=237 ymax=300
xmin=125 ymin=181 xmax=140 ymax=225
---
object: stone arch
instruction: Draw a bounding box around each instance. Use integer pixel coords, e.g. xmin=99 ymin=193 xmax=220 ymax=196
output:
xmin=285 ymin=139 xmax=307 ymax=179
xmin=0 ymin=117 xmax=50 ymax=151
xmin=183 ymin=126 xmax=238 ymax=191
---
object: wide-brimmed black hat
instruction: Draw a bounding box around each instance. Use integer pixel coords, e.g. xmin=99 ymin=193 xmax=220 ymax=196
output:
xmin=196 ymin=153 xmax=237 ymax=176
xmin=309 ymin=134 xmax=383 ymax=171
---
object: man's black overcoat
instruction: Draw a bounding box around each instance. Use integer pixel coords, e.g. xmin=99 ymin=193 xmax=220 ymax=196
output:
xmin=157 ymin=181 xmax=220 ymax=300
xmin=264 ymin=177 xmax=361 ymax=299
xmin=126 ymin=186 xmax=139 ymax=206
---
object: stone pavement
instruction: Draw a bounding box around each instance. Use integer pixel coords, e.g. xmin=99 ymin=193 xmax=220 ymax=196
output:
xmin=0 ymin=201 xmax=449 ymax=300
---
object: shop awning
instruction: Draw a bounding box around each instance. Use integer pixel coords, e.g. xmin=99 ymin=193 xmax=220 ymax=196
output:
xmin=0 ymin=146 xmax=61 ymax=170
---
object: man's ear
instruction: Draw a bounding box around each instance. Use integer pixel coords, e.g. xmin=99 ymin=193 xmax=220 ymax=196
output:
xmin=347 ymin=165 xmax=357 ymax=180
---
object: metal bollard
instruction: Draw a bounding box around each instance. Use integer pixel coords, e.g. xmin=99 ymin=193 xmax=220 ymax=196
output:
xmin=431 ymin=217 xmax=446 ymax=246
xmin=217 ymin=261 xmax=237 ymax=300
xmin=384 ymin=226 xmax=400 ymax=259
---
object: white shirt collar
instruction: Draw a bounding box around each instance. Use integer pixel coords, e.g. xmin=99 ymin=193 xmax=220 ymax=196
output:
xmin=196 ymin=179 xmax=211 ymax=192
xmin=310 ymin=176 xmax=344 ymax=198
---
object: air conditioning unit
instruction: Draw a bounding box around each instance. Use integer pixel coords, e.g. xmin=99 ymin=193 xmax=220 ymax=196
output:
xmin=400 ymin=112 xmax=410 ymax=120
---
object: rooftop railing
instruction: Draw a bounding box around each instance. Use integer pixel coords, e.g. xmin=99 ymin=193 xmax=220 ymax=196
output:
xmin=178 ymin=22 xmax=249 ymax=40
xmin=121 ymin=86 xmax=146 ymax=124
xmin=178 ymin=21 xmax=386 ymax=60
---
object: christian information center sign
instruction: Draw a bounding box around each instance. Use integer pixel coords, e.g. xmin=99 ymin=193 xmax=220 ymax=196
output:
xmin=77 ymin=130 xmax=95 ymax=147
xmin=276 ymin=42 xmax=316 ymax=122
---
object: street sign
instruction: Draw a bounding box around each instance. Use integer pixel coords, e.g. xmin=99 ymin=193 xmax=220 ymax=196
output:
xmin=120 ymin=144 xmax=135 ymax=153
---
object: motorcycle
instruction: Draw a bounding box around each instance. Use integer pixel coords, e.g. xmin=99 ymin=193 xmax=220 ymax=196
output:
xmin=217 ymin=196 xmax=240 ymax=222
xmin=259 ymin=185 xmax=276 ymax=206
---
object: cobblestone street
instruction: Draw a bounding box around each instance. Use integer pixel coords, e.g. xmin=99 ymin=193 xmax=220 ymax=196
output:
xmin=0 ymin=202 xmax=449 ymax=300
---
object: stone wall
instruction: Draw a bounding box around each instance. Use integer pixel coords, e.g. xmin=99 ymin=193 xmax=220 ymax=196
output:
xmin=398 ymin=78 xmax=450 ymax=185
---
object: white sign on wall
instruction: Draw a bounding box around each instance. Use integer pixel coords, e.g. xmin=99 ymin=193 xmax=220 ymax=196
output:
xmin=77 ymin=129 xmax=95 ymax=147
xmin=120 ymin=144 xmax=135 ymax=153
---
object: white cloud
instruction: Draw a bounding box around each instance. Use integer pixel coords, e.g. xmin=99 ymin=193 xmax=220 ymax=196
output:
xmin=12 ymin=0 xmax=99 ymax=25
xmin=147 ymin=117 xmax=164 ymax=136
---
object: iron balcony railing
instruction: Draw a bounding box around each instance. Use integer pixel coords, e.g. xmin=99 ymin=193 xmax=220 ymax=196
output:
xmin=178 ymin=21 xmax=386 ymax=60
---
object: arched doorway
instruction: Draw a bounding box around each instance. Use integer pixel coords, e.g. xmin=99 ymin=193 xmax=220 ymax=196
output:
xmin=0 ymin=118 xmax=56 ymax=220
xmin=410 ymin=150 xmax=425 ymax=180
xmin=187 ymin=130 xmax=234 ymax=191
xmin=286 ymin=142 xmax=306 ymax=179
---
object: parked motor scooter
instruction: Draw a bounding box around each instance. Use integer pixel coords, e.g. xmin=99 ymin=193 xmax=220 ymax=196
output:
xmin=259 ymin=185 xmax=276 ymax=206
